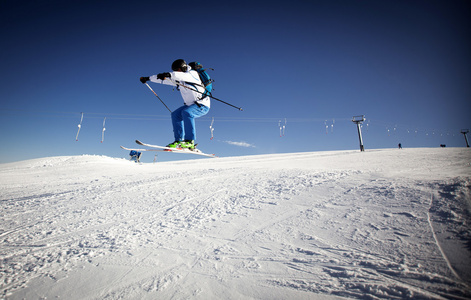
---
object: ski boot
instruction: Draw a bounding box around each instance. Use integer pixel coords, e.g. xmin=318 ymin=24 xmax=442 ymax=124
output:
xmin=180 ymin=140 xmax=196 ymax=150
xmin=166 ymin=141 xmax=182 ymax=149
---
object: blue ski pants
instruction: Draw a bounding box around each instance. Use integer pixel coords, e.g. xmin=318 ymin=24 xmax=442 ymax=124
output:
xmin=171 ymin=104 xmax=209 ymax=141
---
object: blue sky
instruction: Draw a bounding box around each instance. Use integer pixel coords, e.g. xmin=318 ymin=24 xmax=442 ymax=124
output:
xmin=1 ymin=0 xmax=470 ymax=163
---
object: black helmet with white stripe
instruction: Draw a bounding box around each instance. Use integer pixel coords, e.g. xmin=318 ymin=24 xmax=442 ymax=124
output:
xmin=171 ymin=59 xmax=188 ymax=72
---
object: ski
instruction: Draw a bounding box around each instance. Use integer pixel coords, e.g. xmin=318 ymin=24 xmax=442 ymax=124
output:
xmin=121 ymin=145 xmax=217 ymax=158
xmin=120 ymin=146 xmax=165 ymax=152
xmin=129 ymin=140 xmax=217 ymax=158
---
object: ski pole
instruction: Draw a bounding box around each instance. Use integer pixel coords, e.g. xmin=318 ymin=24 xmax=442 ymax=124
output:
xmin=144 ymin=83 xmax=172 ymax=113
xmin=173 ymin=81 xmax=243 ymax=111
xmin=208 ymin=93 xmax=243 ymax=111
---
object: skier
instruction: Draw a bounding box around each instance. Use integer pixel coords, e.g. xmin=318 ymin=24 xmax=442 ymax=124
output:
xmin=140 ymin=59 xmax=210 ymax=150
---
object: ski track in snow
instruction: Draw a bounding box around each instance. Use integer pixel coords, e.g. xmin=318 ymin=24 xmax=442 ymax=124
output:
xmin=0 ymin=148 xmax=470 ymax=299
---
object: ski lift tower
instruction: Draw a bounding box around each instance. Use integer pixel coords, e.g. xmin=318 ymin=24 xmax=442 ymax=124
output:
xmin=352 ymin=115 xmax=366 ymax=152
xmin=461 ymin=129 xmax=469 ymax=147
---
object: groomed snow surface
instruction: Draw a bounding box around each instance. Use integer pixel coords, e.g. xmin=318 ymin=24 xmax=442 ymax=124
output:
xmin=1 ymin=148 xmax=470 ymax=299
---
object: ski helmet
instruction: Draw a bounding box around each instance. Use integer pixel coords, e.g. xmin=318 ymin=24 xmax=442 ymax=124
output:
xmin=171 ymin=59 xmax=188 ymax=72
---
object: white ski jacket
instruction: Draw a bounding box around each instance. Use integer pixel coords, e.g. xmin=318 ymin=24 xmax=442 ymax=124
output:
xmin=149 ymin=68 xmax=210 ymax=108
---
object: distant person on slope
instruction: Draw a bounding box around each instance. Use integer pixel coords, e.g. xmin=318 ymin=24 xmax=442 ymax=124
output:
xmin=139 ymin=59 xmax=210 ymax=150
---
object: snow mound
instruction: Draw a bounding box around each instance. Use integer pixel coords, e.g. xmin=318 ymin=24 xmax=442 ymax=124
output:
xmin=1 ymin=155 xmax=130 ymax=169
xmin=1 ymin=148 xmax=470 ymax=299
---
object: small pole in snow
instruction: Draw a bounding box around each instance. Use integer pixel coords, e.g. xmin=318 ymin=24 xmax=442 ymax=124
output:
xmin=352 ymin=115 xmax=366 ymax=152
xmin=461 ymin=129 xmax=469 ymax=147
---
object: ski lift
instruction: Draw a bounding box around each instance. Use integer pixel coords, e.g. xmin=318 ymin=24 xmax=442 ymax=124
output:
xmin=101 ymin=117 xmax=106 ymax=143
xmin=279 ymin=118 xmax=286 ymax=137
xmin=75 ymin=112 xmax=84 ymax=141
xmin=352 ymin=115 xmax=365 ymax=122
xmin=210 ymin=117 xmax=215 ymax=140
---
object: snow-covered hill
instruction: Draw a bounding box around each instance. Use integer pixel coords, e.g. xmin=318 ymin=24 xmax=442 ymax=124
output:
xmin=1 ymin=148 xmax=470 ymax=299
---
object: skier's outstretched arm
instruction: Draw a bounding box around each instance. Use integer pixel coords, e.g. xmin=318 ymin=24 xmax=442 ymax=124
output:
xmin=149 ymin=73 xmax=176 ymax=86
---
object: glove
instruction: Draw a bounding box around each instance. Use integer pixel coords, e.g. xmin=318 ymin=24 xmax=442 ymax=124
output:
xmin=157 ymin=72 xmax=171 ymax=80
xmin=140 ymin=76 xmax=149 ymax=84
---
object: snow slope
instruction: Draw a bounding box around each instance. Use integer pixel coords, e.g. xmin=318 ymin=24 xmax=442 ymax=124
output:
xmin=1 ymin=148 xmax=470 ymax=299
